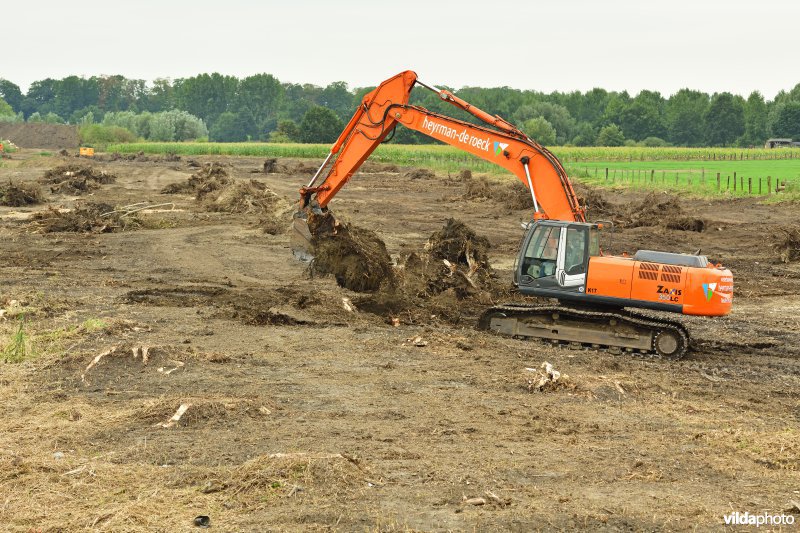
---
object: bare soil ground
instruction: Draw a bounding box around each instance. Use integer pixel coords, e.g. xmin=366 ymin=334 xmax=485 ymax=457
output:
xmin=1 ymin=150 xmax=799 ymax=531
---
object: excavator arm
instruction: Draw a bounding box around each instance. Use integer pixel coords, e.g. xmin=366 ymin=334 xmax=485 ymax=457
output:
xmin=298 ymin=70 xmax=585 ymax=224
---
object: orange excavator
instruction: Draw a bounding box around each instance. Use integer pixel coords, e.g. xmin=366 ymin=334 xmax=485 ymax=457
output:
xmin=293 ymin=71 xmax=733 ymax=359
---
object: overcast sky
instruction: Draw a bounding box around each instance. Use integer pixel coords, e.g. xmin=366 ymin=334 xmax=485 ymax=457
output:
xmin=5 ymin=0 xmax=797 ymax=99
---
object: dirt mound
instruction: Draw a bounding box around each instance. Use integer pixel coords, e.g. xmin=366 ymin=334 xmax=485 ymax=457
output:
xmin=41 ymin=164 xmax=117 ymax=185
xmin=31 ymin=202 xmax=140 ymax=233
xmin=341 ymin=219 xmax=500 ymax=324
xmin=461 ymin=174 xmax=534 ymax=211
xmin=425 ymin=218 xmax=491 ymax=270
xmin=263 ymin=158 xmax=279 ymax=173
xmin=204 ymin=180 xmax=281 ymax=214
xmin=0 ymin=181 xmax=43 ymax=206
xmin=0 ymin=123 xmax=79 ymax=149
xmin=405 ymin=168 xmax=435 ymax=180
xmin=573 ymin=183 xmax=616 ymax=219
xmin=773 ymin=226 xmax=800 ymax=263
xmin=618 ymin=192 xmax=705 ymax=231
xmin=309 ymin=212 xmax=395 ymax=293
xmin=40 ymin=164 xmax=116 ymax=196
xmin=161 ymin=162 xmax=231 ymax=197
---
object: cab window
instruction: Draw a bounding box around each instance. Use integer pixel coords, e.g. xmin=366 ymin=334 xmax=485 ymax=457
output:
xmin=522 ymin=225 xmax=559 ymax=279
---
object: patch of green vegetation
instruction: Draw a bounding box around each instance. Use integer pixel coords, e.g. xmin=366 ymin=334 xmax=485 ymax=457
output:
xmin=2 ymin=317 xmax=33 ymax=363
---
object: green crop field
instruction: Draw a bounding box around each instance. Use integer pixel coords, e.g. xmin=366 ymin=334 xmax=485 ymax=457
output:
xmin=106 ymin=142 xmax=800 ymax=198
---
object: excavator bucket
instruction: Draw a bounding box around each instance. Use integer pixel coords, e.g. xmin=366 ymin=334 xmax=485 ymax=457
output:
xmin=290 ymin=205 xmax=339 ymax=262
xmin=290 ymin=211 xmax=315 ymax=262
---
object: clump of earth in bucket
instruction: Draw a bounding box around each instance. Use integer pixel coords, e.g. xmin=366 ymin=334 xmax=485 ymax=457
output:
xmin=309 ymin=212 xmax=395 ymax=293
xmin=0 ymin=181 xmax=43 ymax=206
xmin=161 ymin=162 xmax=232 ymax=198
xmin=30 ymin=202 xmax=140 ymax=233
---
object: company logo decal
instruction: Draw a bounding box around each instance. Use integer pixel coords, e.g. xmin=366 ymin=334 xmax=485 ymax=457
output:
xmin=494 ymin=141 xmax=509 ymax=156
xmin=702 ymin=282 xmax=717 ymax=302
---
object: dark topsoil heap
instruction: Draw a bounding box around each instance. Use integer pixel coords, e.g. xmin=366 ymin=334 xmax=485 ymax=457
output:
xmin=31 ymin=202 xmax=140 ymax=233
xmin=310 ymin=214 xmax=499 ymax=323
xmin=0 ymin=181 xmax=43 ymax=207
xmin=40 ymin=164 xmax=117 ymax=195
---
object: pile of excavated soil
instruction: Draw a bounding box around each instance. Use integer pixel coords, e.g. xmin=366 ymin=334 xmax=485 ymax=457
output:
xmin=161 ymin=162 xmax=231 ymax=197
xmin=0 ymin=181 xmax=43 ymax=206
xmin=204 ymin=179 xmax=286 ymax=215
xmin=405 ymin=168 xmax=435 ymax=180
xmin=572 ymin=183 xmax=616 ymax=220
xmin=773 ymin=226 xmax=800 ymax=263
xmin=40 ymin=164 xmax=117 ymax=196
xmin=621 ymin=192 xmax=705 ymax=232
xmin=309 ymin=212 xmax=395 ymax=293
xmin=304 ymin=217 xmax=502 ymax=323
xmin=461 ymin=174 xmax=535 ymax=211
xmin=30 ymin=202 xmax=140 ymax=233
xmin=0 ymin=123 xmax=79 ymax=149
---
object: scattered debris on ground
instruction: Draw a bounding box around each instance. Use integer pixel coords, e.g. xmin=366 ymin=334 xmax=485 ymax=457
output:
xmin=773 ymin=225 xmax=800 ymax=263
xmin=30 ymin=202 xmax=140 ymax=233
xmin=0 ymin=181 xmax=43 ymax=206
xmin=524 ymin=362 xmax=573 ymax=392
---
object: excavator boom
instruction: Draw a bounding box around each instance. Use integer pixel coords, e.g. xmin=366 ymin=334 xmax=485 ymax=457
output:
xmin=298 ymin=70 xmax=584 ymax=223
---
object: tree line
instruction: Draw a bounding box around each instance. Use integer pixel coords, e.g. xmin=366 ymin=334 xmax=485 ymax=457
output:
xmin=1 ymin=74 xmax=799 ymax=147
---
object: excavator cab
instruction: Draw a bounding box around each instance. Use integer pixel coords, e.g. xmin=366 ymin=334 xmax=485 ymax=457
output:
xmin=515 ymin=221 xmax=601 ymax=297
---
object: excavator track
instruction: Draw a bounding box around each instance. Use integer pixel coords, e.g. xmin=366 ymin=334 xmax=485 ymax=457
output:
xmin=478 ymin=304 xmax=690 ymax=360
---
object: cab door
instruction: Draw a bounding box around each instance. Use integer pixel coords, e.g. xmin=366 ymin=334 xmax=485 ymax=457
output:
xmin=555 ymin=224 xmax=589 ymax=292
xmin=517 ymin=222 xmax=563 ymax=291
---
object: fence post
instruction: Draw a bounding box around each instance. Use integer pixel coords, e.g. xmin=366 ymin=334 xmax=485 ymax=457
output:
xmin=650 ymin=169 xmax=654 ymax=183
xmin=605 ymin=167 xmax=609 ymax=181
xmin=716 ymin=172 xmax=721 ymax=192
xmin=748 ymin=177 xmax=752 ymax=194
xmin=768 ymin=176 xmax=772 ymax=194
xmin=727 ymin=176 xmax=731 ymax=190
xmin=733 ymin=175 xmax=737 ymax=192
xmin=759 ymin=177 xmax=762 ymax=195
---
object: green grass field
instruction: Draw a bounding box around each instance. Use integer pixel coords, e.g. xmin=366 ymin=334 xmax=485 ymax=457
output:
xmin=106 ymin=142 xmax=800 ymax=198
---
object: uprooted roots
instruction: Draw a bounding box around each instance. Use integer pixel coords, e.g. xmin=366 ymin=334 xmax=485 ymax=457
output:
xmin=40 ymin=165 xmax=116 ymax=196
xmin=308 ymin=213 xmax=500 ymax=323
xmin=30 ymin=202 xmax=140 ymax=233
xmin=161 ymin=162 xmax=232 ymax=198
xmin=0 ymin=181 xmax=43 ymax=206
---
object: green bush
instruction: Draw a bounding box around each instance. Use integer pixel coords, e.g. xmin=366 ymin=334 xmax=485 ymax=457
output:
xmin=79 ymin=124 xmax=138 ymax=146
xmin=596 ymin=124 xmax=626 ymax=147
xmin=639 ymin=136 xmax=670 ymax=147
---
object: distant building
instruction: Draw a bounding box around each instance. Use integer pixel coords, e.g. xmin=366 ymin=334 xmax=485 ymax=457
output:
xmin=765 ymin=138 xmax=800 ymax=148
